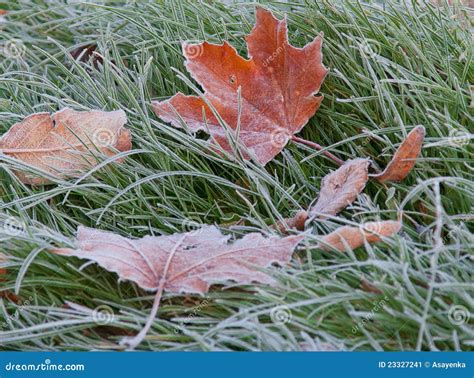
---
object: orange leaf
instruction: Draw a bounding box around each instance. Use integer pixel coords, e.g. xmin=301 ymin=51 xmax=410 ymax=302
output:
xmin=274 ymin=210 xmax=308 ymax=232
xmin=318 ymin=221 xmax=401 ymax=252
xmin=372 ymin=126 xmax=425 ymax=183
xmin=0 ymin=109 xmax=132 ymax=185
xmin=153 ymin=7 xmax=327 ymax=164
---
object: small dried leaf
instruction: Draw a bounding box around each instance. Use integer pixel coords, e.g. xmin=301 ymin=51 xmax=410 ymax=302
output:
xmin=0 ymin=108 xmax=131 ymax=185
xmin=53 ymin=226 xmax=304 ymax=293
xmin=310 ymin=159 xmax=369 ymax=218
xmin=373 ymin=126 xmax=425 ymax=183
xmin=274 ymin=210 xmax=308 ymax=233
xmin=153 ymin=8 xmax=327 ymax=165
xmin=318 ymin=221 xmax=401 ymax=252
xmin=70 ymin=44 xmax=104 ymax=68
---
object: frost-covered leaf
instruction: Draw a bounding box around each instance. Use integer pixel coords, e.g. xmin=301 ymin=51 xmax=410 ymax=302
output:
xmin=53 ymin=226 xmax=304 ymax=348
xmin=373 ymin=126 xmax=425 ymax=183
xmin=318 ymin=221 xmax=401 ymax=252
xmin=310 ymin=159 xmax=369 ymax=218
xmin=153 ymin=8 xmax=327 ymax=164
xmin=0 ymin=109 xmax=131 ymax=185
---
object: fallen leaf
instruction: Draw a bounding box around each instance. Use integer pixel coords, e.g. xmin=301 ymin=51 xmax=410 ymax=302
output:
xmin=274 ymin=210 xmax=308 ymax=232
xmin=53 ymin=225 xmax=304 ymax=348
xmin=310 ymin=159 xmax=369 ymax=218
xmin=0 ymin=108 xmax=132 ymax=185
xmin=372 ymin=126 xmax=425 ymax=183
xmin=318 ymin=220 xmax=401 ymax=252
xmin=70 ymin=44 xmax=121 ymax=71
xmin=153 ymin=7 xmax=327 ymax=164
xmin=70 ymin=44 xmax=104 ymax=68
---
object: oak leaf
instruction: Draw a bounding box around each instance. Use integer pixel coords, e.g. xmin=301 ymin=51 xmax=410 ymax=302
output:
xmin=53 ymin=225 xmax=304 ymax=348
xmin=318 ymin=220 xmax=401 ymax=252
xmin=310 ymin=159 xmax=369 ymax=218
xmin=153 ymin=7 xmax=328 ymax=165
xmin=0 ymin=108 xmax=131 ymax=185
xmin=372 ymin=126 xmax=425 ymax=183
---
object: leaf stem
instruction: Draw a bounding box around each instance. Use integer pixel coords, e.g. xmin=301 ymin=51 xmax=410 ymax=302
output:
xmin=120 ymin=235 xmax=186 ymax=350
xmin=291 ymin=136 xmax=344 ymax=166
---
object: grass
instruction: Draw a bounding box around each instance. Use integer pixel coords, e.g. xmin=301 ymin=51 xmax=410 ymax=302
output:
xmin=0 ymin=0 xmax=472 ymax=351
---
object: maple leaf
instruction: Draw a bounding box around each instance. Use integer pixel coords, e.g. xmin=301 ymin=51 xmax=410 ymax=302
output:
xmin=53 ymin=226 xmax=304 ymax=348
xmin=372 ymin=126 xmax=425 ymax=183
xmin=0 ymin=108 xmax=132 ymax=185
xmin=153 ymin=7 xmax=328 ymax=165
xmin=318 ymin=220 xmax=401 ymax=252
xmin=310 ymin=159 xmax=369 ymax=218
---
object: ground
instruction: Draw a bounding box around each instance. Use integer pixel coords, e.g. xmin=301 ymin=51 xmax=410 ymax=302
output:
xmin=0 ymin=0 xmax=472 ymax=351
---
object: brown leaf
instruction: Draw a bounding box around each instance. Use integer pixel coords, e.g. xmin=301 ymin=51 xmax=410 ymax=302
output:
xmin=153 ymin=7 xmax=327 ymax=165
xmin=54 ymin=225 xmax=302 ymax=292
xmin=310 ymin=159 xmax=369 ymax=218
xmin=372 ymin=126 xmax=425 ymax=183
xmin=274 ymin=210 xmax=308 ymax=233
xmin=53 ymin=226 xmax=303 ymax=348
xmin=70 ymin=44 xmax=104 ymax=68
xmin=0 ymin=108 xmax=132 ymax=185
xmin=318 ymin=221 xmax=401 ymax=252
